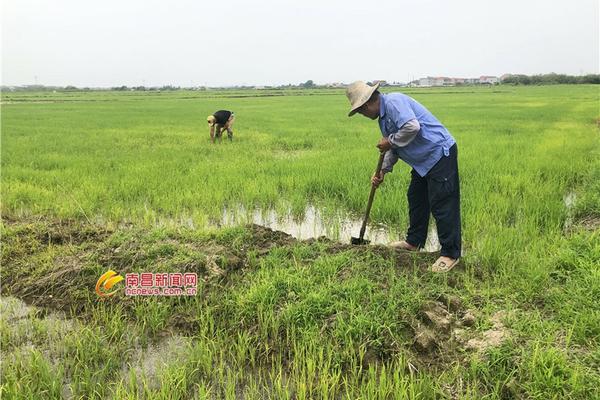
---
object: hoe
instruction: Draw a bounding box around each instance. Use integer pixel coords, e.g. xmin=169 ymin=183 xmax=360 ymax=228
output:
xmin=351 ymin=151 xmax=386 ymax=245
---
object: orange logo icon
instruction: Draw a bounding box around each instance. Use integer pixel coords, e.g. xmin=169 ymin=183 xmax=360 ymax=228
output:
xmin=96 ymin=270 xmax=124 ymax=297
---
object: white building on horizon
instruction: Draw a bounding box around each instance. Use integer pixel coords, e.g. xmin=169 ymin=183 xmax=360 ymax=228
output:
xmin=415 ymin=75 xmax=499 ymax=86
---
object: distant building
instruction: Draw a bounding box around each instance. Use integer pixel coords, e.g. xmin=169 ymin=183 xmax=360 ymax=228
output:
xmin=400 ymin=74 xmax=502 ymax=87
xmin=418 ymin=77 xmax=433 ymax=87
xmin=418 ymin=77 xmax=455 ymax=87
xmin=432 ymin=77 xmax=446 ymax=86
xmin=479 ymin=76 xmax=499 ymax=84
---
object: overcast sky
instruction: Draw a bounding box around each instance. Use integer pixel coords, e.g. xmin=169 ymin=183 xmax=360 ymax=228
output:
xmin=2 ymin=0 xmax=598 ymax=87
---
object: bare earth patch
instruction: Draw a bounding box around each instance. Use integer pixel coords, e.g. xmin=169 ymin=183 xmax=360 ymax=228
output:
xmin=464 ymin=311 xmax=509 ymax=352
xmin=576 ymin=215 xmax=600 ymax=231
xmin=410 ymin=296 xmax=511 ymax=367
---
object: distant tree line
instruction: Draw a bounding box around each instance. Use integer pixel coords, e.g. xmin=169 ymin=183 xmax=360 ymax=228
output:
xmin=111 ymin=85 xmax=181 ymax=91
xmin=502 ymin=73 xmax=599 ymax=85
xmin=1 ymin=84 xmax=191 ymax=92
xmin=4 ymin=74 xmax=598 ymax=92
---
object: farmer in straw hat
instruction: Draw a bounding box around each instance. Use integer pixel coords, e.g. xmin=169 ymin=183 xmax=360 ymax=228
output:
xmin=346 ymin=81 xmax=461 ymax=272
xmin=207 ymin=110 xmax=235 ymax=143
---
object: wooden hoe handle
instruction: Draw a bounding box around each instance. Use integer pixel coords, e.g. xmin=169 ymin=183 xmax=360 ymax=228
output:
xmin=358 ymin=151 xmax=387 ymax=240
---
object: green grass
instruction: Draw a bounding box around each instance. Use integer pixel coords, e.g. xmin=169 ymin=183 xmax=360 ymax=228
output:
xmin=1 ymin=85 xmax=599 ymax=398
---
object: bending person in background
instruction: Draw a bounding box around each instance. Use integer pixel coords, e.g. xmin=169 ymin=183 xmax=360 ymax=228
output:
xmin=207 ymin=110 xmax=235 ymax=143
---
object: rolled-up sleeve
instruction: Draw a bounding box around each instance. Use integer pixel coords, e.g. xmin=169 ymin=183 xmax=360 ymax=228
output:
xmin=381 ymin=119 xmax=420 ymax=173
xmin=388 ymin=119 xmax=420 ymax=147
xmin=382 ymin=150 xmax=399 ymax=173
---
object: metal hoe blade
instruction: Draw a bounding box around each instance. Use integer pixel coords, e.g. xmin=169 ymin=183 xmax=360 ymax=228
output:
xmin=351 ymin=236 xmax=370 ymax=245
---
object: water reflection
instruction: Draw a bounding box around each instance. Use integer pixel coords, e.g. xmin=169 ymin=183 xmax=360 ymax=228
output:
xmin=220 ymin=204 xmax=441 ymax=251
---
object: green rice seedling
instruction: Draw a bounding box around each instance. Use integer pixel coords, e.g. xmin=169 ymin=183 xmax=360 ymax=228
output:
xmin=1 ymin=349 xmax=64 ymax=399
xmin=2 ymin=85 xmax=599 ymax=398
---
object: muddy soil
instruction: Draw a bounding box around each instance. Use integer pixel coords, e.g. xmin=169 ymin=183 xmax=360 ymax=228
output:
xmin=1 ymin=216 xmax=494 ymax=371
xmin=1 ymin=217 xmax=439 ymax=310
xmin=410 ymin=296 xmax=511 ymax=368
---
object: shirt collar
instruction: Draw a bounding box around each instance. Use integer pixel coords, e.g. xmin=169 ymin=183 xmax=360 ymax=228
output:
xmin=379 ymin=94 xmax=386 ymax=119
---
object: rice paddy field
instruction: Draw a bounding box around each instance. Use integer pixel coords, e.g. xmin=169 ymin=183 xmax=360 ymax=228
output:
xmin=1 ymin=85 xmax=599 ymax=399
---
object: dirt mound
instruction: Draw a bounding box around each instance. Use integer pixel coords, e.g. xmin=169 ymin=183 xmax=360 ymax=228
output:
xmin=2 ymin=217 xmax=473 ymax=363
xmin=1 ymin=216 xmax=492 ymax=380
xmin=247 ymin=223 xmax=296 ymax=250
xmin=243 ymin=224 xmax=439 ymax=272
xmin=412 ymin=299 xmax=458 ymax=356
xmin=575 ymin=214 xmax=600 ymax=231
xmin=409 ymin=295 xmax=511 ymax=367
xmin=2 ymin=217 xmax=453 ymax=307
xmin=464 ymin=311 xmax=509 ymax=352
xmin=1 ymin=218 xmax=306 ymax=311
xmin=2 ymin=215 xmax=113 ymax=245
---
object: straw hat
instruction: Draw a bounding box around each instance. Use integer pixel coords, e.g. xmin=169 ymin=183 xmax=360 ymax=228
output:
xmin=207 ymin=115 xmax=216 ymax=125
xmin=345 ymin=81 xmax=380 ymax=116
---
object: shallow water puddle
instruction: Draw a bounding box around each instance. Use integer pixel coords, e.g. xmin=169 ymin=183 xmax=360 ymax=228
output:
xmin=0 ymin=296 xmax=77 ymax=398
xmin=563 ymin=191 xmax=577 ymax=230
xmin=1 ymin=295 xmax=194 ymax=396
xmin=122 ymin=335 xmax=192 ymax=391
xmin=221 ymin=205 xmax=394 ymax=244
xmin=564 ymin=191 xmax=576 ymax=210
xmin=1 ymin=295 xmax=33 ymax=321
xmin=0 ymin=295 xmax=76 ymax=344
xmin=219 ymin=204 xmax=441 ymax=251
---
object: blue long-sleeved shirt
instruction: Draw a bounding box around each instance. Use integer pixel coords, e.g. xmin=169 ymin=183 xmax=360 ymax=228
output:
xmin=378 ymin=93 xmax=456 ymax=177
